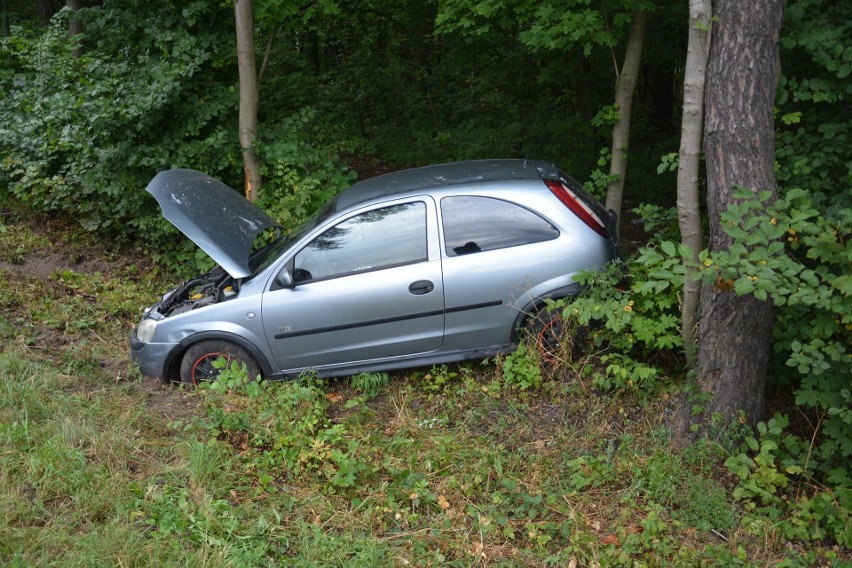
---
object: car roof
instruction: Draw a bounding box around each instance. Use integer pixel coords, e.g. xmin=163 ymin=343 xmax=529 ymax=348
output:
xmin=334 ymin=159 xmax=559 ymax=212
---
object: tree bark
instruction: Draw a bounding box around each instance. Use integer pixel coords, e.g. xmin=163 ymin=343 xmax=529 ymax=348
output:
xmin=604 ymin=10 xmax=647 ymax=230
xmin=676 ymin=0 xmax=711 ymax=369
xmin=695 ymin=0 xmax=784 ymax=430
xmin=1 ymin=0 xmax=10 ymax=38
xmin=35 ymin=0 xmax=56 ymax=27
xmin=67 ymin=0 xmax=82 ymax=57
xmin=234 ymin=0 xmax=262 ymax=202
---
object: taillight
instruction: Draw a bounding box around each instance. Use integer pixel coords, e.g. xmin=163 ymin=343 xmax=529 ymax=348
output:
xmin=544 ymin=179 xmax=609 ymax=238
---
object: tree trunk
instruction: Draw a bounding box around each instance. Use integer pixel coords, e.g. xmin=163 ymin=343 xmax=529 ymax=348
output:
xmin=35 ymin=0 xmax=56 ymax=27
xmin=2 ymin=0 xmax=10 ymax=38
xmin=695 ymin=0 xmax=784 ymax=430
xmin=234 ymin=0 xmax=262 ymax=202
xmin=676 ymin=0 xmax=711 ymax=369
xmin=67 ymin=0 xmax=82 ymax=57
xmin=604 ymin=10 xmax=647 ymax=230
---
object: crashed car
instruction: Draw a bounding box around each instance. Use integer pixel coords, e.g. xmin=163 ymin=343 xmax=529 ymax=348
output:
xmin=130 ymin=160 xmax=618 ymax=384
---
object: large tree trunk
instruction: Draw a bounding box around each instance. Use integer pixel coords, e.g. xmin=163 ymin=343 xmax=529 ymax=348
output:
xmin=234 ymin=0 xmax=262 ymax=202
xmin=676 ymin=0 xmax=712 ymax=368
xmin=695 ymin=0 xmax=784 ymax=430
xmin=604 ymin=10 xmax=647 ymax=230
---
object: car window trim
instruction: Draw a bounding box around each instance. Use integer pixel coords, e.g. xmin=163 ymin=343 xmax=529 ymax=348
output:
xmin=439 ymin=194 xmax=561 ymax=258
xmin=291 ymin=255 xmax=430 ymax=286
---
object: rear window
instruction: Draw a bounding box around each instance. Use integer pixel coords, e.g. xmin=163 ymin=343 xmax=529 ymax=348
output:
xmin=440 ymin=196 xmax=559 ymax=257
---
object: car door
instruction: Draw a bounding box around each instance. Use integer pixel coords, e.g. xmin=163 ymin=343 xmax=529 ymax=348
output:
xmin=438 ymin=194 xmax=568 ymax=349
xmin=261 ymin=198 xmax=445 ymax=372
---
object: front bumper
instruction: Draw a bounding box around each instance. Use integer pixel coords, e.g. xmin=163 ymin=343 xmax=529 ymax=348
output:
xmin=129 ymin=329 xmax=180 ymax=380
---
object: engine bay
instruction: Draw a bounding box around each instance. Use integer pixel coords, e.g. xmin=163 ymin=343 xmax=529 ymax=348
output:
xmin=156 ymin=266 xmax=239 ymax=317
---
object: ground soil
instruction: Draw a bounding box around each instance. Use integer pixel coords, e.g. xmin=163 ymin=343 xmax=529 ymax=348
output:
xmin=0 ymin=213 xmax=200 ymax=421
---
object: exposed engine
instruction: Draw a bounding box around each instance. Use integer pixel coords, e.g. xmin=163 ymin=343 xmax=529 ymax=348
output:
xmin=157 ymin=266 xmax=239 ymax=317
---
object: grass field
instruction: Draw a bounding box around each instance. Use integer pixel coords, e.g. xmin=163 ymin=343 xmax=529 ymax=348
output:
xmin=0 ymin=215 xmax=846 ymax=566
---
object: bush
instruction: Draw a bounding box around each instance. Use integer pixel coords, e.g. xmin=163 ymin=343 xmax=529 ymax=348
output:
xmin=703 ymin=187 xmax=851 ymax=474
xmin=551 ymin=209 xmax=685 ymax=394
xmin=0 ymin=2 xmax=239 ymax=244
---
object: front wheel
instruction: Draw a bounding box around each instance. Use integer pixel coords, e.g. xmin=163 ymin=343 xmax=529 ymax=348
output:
xmin=179 ymin=339 xmax=261 ymax=385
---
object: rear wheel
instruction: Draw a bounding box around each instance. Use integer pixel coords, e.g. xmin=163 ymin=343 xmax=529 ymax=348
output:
xmin=179 ymin=339 xmax=261 ymax=385
xmin=524 ymin=308 xmax=588 ymax=367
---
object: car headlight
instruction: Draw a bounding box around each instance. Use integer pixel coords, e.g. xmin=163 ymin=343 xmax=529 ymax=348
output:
xmin=136 ymin=319 xmax=157 ymax=343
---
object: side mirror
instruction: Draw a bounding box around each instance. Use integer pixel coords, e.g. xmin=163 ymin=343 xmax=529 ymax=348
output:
xmin=276 ymin=268 xmax=294 ymax=288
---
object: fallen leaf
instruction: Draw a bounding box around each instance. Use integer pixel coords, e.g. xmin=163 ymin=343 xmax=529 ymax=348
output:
xmin=568 ymin=558 xmax=577 ymax=568
xmin=437 ymin=495 xmax=451 ymax=510
xmin=601 ymin=534 xmax=619 ymax=545
xmin=326 ymin=392 xmax=344 ymax=403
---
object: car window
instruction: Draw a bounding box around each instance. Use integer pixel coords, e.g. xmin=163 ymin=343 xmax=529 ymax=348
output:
xmin=441 ymin=196 xmax=559 ymax=256
xmin=294 ymin=202 xmax=427 ymax=282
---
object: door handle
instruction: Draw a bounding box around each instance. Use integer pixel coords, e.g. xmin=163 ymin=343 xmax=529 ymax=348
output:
xmin=408 ymin=280 xmax=434 ymax=295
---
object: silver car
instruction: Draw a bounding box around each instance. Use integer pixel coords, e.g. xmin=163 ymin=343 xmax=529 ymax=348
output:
xmin=130 ymin=160 xmax=618 ymax=384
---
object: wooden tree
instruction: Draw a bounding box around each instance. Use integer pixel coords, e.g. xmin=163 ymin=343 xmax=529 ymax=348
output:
xmin=2 ymin=0 xmax=10 ymax=38
xmin=35 ymin=0 xmax=56 ymax=27
xmin=604 ymin=10 xmax=648 ymax=229
xmin=67 ymin=0 xmax=82 ymax=57
xmin=235 ymin=0 xmax=262 ymax=202
xmin=676 ymin=0 xmax=711 ymax=368
xmin=694 ymin=0 xmax=784 ymax=429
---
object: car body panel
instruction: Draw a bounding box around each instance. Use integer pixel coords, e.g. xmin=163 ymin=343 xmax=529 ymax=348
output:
xmin=131 ymin=160 xmax=618 ymax=382
xmin=146 ymin=169 xmax=280 ymax=279
xmin=260 ymin=195 xmax=446 ymax=370
xmin=263 ymin=259 xmax=445 ymax=369
xmin=334 ymin=159 xmax=546 ymax=211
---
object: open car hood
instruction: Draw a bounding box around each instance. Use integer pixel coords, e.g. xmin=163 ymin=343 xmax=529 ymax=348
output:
xmin=146 ymin=169 xmax=281 ymax=279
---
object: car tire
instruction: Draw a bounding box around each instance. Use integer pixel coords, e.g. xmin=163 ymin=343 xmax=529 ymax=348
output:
xmin=524 ymin=308 xmax=587 ymax=366
xmin=179 ymin=339 xmax=261 ymax=385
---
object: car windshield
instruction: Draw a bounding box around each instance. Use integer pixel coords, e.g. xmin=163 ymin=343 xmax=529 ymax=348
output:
xmin=248 ymin=198 xmax=339 ymax=278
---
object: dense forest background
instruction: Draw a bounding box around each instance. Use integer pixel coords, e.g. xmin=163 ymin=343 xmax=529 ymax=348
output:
xmin=0 ymin=0 xmax=850 ymax=560
xmin=2 ymin=0 xmax=695 ymax=240
xmin=1 ymin=1 xmax=847 ymax=234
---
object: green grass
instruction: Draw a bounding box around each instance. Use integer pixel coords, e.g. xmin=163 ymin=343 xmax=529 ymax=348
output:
xmin=0 ymin=222 xmax=51 ymax=263
xmin=0 ymin=215 xmax=847 ymax=567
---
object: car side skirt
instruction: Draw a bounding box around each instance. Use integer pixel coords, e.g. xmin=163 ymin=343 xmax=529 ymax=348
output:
xmin=267 ymin=344 xmax=515 ymax=381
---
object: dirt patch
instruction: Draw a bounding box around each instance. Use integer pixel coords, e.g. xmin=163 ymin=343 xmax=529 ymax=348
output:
xmin=0 ymin=212 xmax=195 ymax=421
xmin=0 ymin=252 xmax=113 ymax=279
xmin=140 ymin=376 xmax=202 ymax=423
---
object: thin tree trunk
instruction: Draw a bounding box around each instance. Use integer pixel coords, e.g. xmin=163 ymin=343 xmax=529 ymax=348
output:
xmin=604 ymin=10 xmax=647 ymax=230
xmin=35 ymin=0 xmax=55 ymax=27
xmin=676 ymin=0 xmax=711 ymax=368
xmin=234 ymin=0 xmax=262 ymax=202
xmin=695 ymin=0 xmax=784 ymax=430
xmin=67 ymin=0 xmax=82 ymax=57
xmin=2 ymin=0 xmax=10 ymax=38
xmin=258 ymin=23 xmax=282 ymax=84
